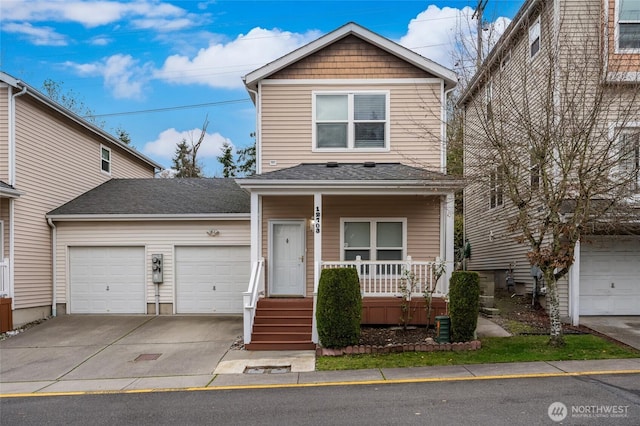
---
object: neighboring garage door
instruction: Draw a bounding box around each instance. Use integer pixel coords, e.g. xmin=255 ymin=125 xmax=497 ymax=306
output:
xmin=69 ymin=247 xmax=146 ymax=314
xmin=580 ymin=236 xmax=640 ymax=315
xmin=175 ymin=246 xmax=250 ymax=314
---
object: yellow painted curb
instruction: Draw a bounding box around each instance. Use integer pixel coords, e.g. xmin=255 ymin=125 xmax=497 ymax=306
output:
xmin=2 ymin=369 xmax=640 ymax=398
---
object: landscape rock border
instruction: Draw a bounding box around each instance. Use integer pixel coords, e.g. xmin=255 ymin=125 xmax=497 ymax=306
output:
xmin=316 ymin=340 xmax=482 ymax=356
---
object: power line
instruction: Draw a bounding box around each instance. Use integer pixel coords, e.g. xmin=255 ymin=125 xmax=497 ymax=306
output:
xmin=90 ymin=98 xmax=251 ymax=118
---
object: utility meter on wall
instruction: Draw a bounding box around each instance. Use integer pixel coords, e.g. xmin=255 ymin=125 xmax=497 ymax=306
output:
xmin=151 ymin=254 xmax=163 ymax=284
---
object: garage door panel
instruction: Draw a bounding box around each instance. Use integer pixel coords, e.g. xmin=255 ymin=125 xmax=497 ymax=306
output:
xmin=70 ymin=247 xmax=145 ymax=314
xmin=176 ymin=246 xmax=250 ymax=314
xmin=580 ymin=237 xmax=640 ymax=316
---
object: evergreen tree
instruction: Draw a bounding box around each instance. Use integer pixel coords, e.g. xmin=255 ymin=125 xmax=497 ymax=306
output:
xmin=218 ymin=142 xmax=237 ymax=178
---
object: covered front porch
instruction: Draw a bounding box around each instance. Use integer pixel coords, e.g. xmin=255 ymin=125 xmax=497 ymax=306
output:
xmin=237 ymin=163 xmax=462 ymax=349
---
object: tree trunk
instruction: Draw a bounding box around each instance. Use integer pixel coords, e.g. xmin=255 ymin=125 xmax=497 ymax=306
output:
xmin=545 ymin=272 xmax=565 ymax=347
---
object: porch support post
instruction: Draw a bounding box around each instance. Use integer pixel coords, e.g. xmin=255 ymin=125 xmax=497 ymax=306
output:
xmin=250 ymin=193 xmax=262 ymax=296
xmin=442 ymin=193 xmax=455 ymax=294
xmin=569 ymin=240 xmax=580 ymax=326
xmin=312 ymin=192 xmax=322 ymax=344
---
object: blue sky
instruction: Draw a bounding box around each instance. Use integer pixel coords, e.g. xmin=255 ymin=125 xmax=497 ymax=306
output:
xmin=1 ymin=0 xmax=525 ymax=176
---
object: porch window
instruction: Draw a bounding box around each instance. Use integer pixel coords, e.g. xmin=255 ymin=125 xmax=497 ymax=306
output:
xmin=619 ymin=0 xmax=640 ymax=50
xmin=101 ymin=145 xmax=111 ymax=174
xmin=342 ymin=219 xmax=405 ymax=262
xmin=314 ymin=92 xmax=388 ymax=150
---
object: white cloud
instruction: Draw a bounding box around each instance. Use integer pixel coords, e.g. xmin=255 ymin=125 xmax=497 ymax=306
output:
xmin=143 ymin=127 xmax=232 ymax=160
xmin=2 ymin=0 xmax=200 ymax=29
xmin=64 ymin=54 xmax=153 ymax=99
xmin=155 ymin=27 xmax=321 ymax=89
xmin=2 ymin=22 xmax=67 ymax=46
xmin=399 ymin=5 xmax=511 ymax=70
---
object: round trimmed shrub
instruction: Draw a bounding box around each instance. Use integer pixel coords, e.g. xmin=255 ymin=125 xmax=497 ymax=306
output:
xmin=449 ymin=271 xmax=480 ymax=342
xmin=316 ymin=268 xmax=362 ymax=348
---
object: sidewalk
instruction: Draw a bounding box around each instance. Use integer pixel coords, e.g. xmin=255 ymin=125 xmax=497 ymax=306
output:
xmin=2 ymin=357 xmax=640 ymax=395
xmin=1 ymin=315 xmax=639 ymax=396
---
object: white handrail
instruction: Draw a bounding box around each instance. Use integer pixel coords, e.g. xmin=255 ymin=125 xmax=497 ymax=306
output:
xmin=243 ymin=257 xmax=264 ymax=344
xmin=321 ymin=257 xmax=442 ymax=297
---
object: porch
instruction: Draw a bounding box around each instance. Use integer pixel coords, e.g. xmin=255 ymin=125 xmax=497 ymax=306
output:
xmin=243 ymin=257 xmax=448 ymax=350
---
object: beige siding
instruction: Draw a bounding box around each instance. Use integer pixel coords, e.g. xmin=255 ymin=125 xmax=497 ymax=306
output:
xmin=12 ymin=95 xmax=155 ymax=310
xmin=53 ymin=220 xmax=250 ymax=308
xmin=0 ymin=86 xmax=8 ymax=182
xmin=0 ymin=199 xmax=7 ymax=260
xmin=260 ymin=82 xmax=443 ymax=173
xmin=261 ymin=195 xmax=441 ymax=295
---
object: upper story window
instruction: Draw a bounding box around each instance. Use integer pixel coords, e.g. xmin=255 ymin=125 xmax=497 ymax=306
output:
xmin=529 ymin=16 xmax=541 ymax=58
xmin=618 ymin=0 xmax=640 ymax=51
xmin=314 ymin=92 xmax=389 ymax=150
xmin=101 ymin=145 xmax=111 ymax=174
xmin=490 ymin=166 xmax=504 ymax=208
xmin=618 ymin=128 xmax=640 ymax=190
xmin=485 ymin=79 xmax=493 ymax=119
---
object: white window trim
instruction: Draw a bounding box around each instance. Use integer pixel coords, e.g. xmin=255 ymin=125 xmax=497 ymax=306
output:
xmin=100 ymin=145 xmax=111 ymax=175
xmin=312 ymin=91 xmax=391 ymax=152
xmin=500 ymin=50 xmax=511 ymax=71
xmin=529 ymin=16 xmax=541 ymax=59
xmin=616 ymin=125 xmax=640 ymax=193
xmin=339 ymin=218 xmax=407 ymax=261
xmin=490 ymin=166 xmax=504 ymax=209
xmin=615 ymin=0 xmax=640 ymax=53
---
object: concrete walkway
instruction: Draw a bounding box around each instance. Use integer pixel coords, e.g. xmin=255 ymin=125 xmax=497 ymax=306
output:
xmin=1 ymin=315 xmax=639 ymax=396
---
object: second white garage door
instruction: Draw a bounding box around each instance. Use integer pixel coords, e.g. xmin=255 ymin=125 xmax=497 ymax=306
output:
xmin=69 ymin=246 xmax=146 ymax=314
xmin=580 ymin=236 xmax=640 ymax=315
xmin=175 ymin=246 xmax=250 ymax=314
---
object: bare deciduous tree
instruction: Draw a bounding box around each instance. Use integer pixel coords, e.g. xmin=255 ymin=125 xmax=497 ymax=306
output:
xmin=462 ymin=6 xmax=640 ymax=346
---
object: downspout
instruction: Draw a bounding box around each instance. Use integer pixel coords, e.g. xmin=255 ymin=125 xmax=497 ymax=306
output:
xmin=440 ymin=85 xmax=457 ymax=287
xmin=8 ymin=83 xmax=28 ymax=309
xmin=47 ymin=218 xmax=57 ymax=317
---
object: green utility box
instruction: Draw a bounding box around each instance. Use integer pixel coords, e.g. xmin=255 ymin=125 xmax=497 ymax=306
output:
xmin=435 ymin=315 xmax=451 ymax=344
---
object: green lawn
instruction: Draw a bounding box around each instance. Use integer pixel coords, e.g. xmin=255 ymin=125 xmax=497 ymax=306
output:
xmin=315 ymin=335 xmax=640 ymax=371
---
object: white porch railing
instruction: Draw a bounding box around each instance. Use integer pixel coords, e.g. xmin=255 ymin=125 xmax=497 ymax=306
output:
xmin=321 ymin=256 xmax=444 ymax=297
xmin=243 ymin=257 xmax=265 ymax=344
xmin=0 ymin=258 xmax=9 ymax=298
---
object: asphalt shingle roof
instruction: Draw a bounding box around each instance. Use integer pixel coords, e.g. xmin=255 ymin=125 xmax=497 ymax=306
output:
xmin=47 ymin=178 xmax=250 ymax=216
xmin=239 ymin=162 xmax=458 ymax=182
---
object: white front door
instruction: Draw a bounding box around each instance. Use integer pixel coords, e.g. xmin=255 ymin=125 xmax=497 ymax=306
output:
xmin=270 ymin=221 xmax=305 ymax=296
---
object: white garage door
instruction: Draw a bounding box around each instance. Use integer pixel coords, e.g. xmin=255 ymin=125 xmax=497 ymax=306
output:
xmin=580 ymin=236 xmax=640 ymax=315
xmin=69 ymin=247 xmax=146 ymax=314
xmin=175 ymin=246 xmax=250 ymax=314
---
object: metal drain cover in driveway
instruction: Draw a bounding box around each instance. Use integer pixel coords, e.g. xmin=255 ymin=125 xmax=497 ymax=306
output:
xmin=244 ymin=366 xmax=291 ymax=374
xmin=134 ymin=353 xmax=162 ymax=361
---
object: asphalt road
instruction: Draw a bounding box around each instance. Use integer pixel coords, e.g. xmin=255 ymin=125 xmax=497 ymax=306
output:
xmin=2 ymin=374 xmax=639 ymax=425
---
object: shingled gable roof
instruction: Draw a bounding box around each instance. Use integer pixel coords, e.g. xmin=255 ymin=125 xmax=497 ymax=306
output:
xmin=46 ymin=178 xmax=250 ymax=219
xmin=243 ymin=22 xmax=458 ymax=99
xmin=236 ymin=163 xmax=464 ymax=191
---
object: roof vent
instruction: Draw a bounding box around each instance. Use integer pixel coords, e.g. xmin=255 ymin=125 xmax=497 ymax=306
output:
xmin=363 ymin=161 xmax=376 ymax=168
xmin=326 ymin=162 xmax=339 ymax=168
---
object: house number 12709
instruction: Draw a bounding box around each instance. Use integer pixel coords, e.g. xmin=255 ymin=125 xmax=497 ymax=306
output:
xmin=314 ymin=207 xmax=321 ymax=234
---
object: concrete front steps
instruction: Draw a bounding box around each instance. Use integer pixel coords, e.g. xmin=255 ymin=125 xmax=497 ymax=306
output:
xmin=245 ymin=298 xmax=316 ymax=351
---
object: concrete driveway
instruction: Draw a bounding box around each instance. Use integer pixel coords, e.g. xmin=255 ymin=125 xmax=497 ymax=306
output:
xmin=580 ymin=316 xmax=640 ymax=350
xmin=0 ymin=315 xmax=242 ymax=393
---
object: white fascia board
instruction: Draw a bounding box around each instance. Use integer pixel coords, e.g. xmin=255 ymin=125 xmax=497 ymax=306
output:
xmin=238 ymin=181 xmax=462 ymax=195
xmin=243 ymin=23 xmax=457 ymax=91
xmin=45 ymin=213 xmax=251 ymax=222
xmin=260 ymin=78 xmax=443 ymax=86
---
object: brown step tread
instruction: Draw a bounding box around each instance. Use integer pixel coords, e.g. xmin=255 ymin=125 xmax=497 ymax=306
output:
xmin=245 ymin=341 xmax=317 ymax=351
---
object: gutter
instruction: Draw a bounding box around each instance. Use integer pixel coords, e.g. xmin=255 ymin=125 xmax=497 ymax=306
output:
xmin=246 ymin=87 xmax=261 ymax=174
xmin=47 ymin=218 xmax=57 ymax=317
xmin=44 ymin=213 xmax=251 ymax=222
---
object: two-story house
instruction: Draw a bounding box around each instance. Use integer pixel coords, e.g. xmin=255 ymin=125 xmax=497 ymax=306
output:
xmin=459 ymin=0 xmax=640 ymax=326
xmin=13 ymin=23 xmax=462 ymax=351
xmin=0 ymin=72 xmax=161 ymax=328
xmin=238 ymin=22 xmax=463 ymax=349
